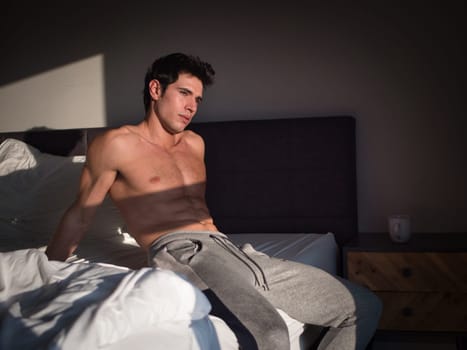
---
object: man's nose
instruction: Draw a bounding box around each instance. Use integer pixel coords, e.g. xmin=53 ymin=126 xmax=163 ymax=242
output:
xmin=186 ymin=99 xmax=197 ymax=114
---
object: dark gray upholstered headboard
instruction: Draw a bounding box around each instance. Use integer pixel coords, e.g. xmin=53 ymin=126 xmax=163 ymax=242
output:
xmin=0 ymin=116 xmax=357 ymax=245
xmin=0 ymin=127 xmax=105 ymax=156
xmin=191 ymin=117 xmax=357 ymax=245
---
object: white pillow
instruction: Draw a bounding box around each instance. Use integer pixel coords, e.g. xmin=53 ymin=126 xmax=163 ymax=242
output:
xmin=0 ymin=139 xmax=78 ymax=247
xmin=0 ymin=139 xmax=129 ymax=257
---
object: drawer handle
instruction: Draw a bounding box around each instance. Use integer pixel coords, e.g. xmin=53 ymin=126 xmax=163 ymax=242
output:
xmin=401 ymin=267 xmax=412 ymax=278
xmin=402 ymin=307 xmax=413 ymax=317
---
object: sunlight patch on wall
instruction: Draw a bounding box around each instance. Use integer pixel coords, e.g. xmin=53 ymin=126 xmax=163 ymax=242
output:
xmin=0 ymin=54 xmax=106 ymax=132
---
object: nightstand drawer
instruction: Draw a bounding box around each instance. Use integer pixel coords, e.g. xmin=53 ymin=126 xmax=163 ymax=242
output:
xmin=377 ymin=291 xmax=467 ymax=332
xmin=347 ymin=252 xmax=467 ymax=291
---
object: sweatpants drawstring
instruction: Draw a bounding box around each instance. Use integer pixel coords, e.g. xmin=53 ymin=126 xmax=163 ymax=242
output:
xmin=210 ymin=234 xmax=270 ymax=291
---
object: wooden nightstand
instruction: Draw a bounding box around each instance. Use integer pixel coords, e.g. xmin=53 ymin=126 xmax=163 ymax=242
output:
xmin=343 ymin=233 xmax=467 ymax=335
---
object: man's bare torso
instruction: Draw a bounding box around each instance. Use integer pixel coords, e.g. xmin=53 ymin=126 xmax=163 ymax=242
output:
xmin=102 ymin=126 xmax=218 ymax=250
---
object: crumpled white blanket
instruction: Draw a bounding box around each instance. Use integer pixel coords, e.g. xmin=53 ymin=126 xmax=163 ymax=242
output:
xmin=0 ymin=249 xmax=212 ymax=349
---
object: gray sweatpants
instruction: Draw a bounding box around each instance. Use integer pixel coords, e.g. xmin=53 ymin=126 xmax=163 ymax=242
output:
xmin=149 ymin=231 xmax=381 ymax=350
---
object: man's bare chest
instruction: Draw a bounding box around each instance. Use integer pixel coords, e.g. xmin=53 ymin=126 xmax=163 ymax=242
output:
xmin=113 ymin=146 xmax=206 ymax=194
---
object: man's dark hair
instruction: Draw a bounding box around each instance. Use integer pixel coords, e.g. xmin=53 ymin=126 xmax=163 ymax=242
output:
xmin=143 ymin=53 xmax=215 ymax=112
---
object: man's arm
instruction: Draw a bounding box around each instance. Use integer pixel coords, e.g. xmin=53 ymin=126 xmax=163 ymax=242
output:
xmin=45 ymin=133 xmax=118 ymax=261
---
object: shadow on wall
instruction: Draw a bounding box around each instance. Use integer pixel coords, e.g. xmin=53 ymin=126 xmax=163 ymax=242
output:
xmin=2 ymin=1 xmax=466 ymax=129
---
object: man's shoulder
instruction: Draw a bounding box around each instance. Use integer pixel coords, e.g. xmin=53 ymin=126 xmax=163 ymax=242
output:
xmin=88 ymin=125 xmax=138 ymax=157
xmin=183 ymin=129 xmax=204 ymax=143
xmin=181 ymin=130 xmax=205 ymax=158
xmin=93 ymin=125 xmax=137 ymax=145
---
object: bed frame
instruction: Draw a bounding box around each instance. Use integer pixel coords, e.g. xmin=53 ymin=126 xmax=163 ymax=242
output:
xmin=0 ymin=116 xmax=357 ymax=246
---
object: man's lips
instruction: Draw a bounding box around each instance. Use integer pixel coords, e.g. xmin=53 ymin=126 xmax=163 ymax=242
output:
xmin=180 ymin=115 xmax=191 ymax=123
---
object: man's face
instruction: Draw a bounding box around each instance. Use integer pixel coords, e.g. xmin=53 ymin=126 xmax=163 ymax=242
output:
xmin=153 ymin=73 xmax=204 ymax=134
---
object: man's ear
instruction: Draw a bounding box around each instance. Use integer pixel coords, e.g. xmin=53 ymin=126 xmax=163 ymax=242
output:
xmin=149 ymin=79 xmax=162 ymax=100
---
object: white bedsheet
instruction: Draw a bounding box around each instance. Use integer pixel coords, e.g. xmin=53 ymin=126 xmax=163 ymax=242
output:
xmin=0 ymin=249 xmax=218 ymax=350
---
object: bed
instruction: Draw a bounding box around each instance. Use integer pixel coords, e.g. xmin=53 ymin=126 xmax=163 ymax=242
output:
xmin=0 ymin=116 xmax=357 ymax=349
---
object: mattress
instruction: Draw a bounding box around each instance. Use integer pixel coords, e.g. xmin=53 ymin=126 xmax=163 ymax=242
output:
xmin=228 ymin=232 xmax=338 ymax=275
xmin=67 ymin=231 xmax=338 ymax=275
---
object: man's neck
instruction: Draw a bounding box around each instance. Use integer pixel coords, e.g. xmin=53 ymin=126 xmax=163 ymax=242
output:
xmin=139 ymin=116 xmax=183 ymax=149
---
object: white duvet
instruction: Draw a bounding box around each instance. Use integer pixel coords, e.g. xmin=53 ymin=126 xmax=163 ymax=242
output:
xmin=0 ymin=249 xmax=218 ymax=350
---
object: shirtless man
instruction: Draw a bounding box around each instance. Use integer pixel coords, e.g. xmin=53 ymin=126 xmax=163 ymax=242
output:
xmin=46 ymin=53 xmax=381 ymax=350
xmin=46 ymin=53 xmax=216 ymax=260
